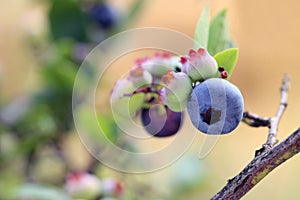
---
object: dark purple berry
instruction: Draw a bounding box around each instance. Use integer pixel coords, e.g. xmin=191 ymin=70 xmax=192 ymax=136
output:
xmin=141 ymin=105 xmax=183 ymax=137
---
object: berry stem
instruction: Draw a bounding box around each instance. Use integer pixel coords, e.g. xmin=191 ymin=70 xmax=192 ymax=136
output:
xmin=242 ymin=111 xmax=270 ymax=127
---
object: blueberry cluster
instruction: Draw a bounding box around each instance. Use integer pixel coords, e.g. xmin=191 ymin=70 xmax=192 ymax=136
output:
xmin=111 ymin=52 xmax=185 ymax=137
xmin=111 ymin=48 xmax=244 ymax=137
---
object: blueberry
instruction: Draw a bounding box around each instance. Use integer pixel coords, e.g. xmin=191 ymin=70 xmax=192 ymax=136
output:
xmin=141 ymin=105 xmax=183 ymax=137
xmin=187 ymin=78 xmax=244 ymax=134
xmin=89 ymin=3 xmax=117 ymax=29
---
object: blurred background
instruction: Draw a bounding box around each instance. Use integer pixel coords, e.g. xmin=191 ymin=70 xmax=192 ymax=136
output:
xmin=0 ymin=0 xmax=300 ymax=199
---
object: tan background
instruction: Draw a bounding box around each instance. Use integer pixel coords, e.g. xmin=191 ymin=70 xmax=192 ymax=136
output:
xmin=1 ymin=0 xmax=300 ymax=199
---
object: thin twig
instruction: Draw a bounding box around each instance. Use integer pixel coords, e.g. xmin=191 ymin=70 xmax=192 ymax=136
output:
xmin=242 ymin=111 xmax=270 ymax=127
xmin=242 ymin=75 xmax=290 ymax=156
xmin=211 ymin=127 xmax=300 ymax=200
xmin=264 ymin=74 xmax=290 ymax=148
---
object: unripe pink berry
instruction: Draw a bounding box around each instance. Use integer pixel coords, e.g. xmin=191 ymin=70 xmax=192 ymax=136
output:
xmin=181 ymin=48 xmax=218 ymax=81
xmin=127 ymin=65 xmax=152 ymax=88
xmin=65 ymin=172 xmax=102 ymax=199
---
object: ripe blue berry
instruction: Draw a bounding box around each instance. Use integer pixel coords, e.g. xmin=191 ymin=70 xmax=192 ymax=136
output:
xmin=89 ymin=3 xmax=117 ymax=29
xmin=141 ymin=105 xmax=183 ymax=137
xmin=187 ymin=78 xmax=244 ymax=134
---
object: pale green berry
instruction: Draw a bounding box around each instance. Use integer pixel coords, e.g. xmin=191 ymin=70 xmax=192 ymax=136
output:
xmin=160 ymin=70 xmax=192 ymax=112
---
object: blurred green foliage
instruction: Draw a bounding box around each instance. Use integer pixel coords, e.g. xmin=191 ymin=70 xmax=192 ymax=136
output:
xmin=0 ymin=2 xmax=224 ymax=199
xmin=0 ymin=0 xmax=147 ymax=199
xmin=49 ymin=0 xmax=87 ymax=41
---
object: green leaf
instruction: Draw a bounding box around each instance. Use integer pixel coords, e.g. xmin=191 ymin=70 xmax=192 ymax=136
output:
xmin=194 ymin=5 xmax=210 ymax=49
xmin=214 ymin=48 xmax=238 ymax=79
xmin=208 ymin=9 xmax=233 ymax=55
xmin=49 ymin=0 xmax=87 ymax=41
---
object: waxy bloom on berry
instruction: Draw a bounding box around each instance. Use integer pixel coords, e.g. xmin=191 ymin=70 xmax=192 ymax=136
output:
xmin=160 ymin=70 xmax=192 ymax=112
xmin=187 ymin=78 xmax=244 ymax=134
xmin=181 ymin=48 xmax=218 ymax=81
